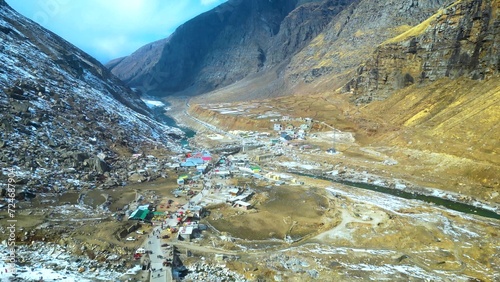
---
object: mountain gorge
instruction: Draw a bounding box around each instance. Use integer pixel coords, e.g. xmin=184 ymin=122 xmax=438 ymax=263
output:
xmin=0 ymin=0 xmax=182 ymax=194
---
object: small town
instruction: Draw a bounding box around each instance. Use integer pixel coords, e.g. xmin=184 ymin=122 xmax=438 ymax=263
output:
xmin=116 ymin=114 xmax=330 ymax=281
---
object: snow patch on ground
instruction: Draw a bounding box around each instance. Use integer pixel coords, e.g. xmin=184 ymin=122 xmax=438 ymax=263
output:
xmin=0 ymin=244 xmax=126 ymax=282
xmin=141 ymin=98 xmax=165 ymax=108
xmin=279 ymin=161 xmax=320 ymax=170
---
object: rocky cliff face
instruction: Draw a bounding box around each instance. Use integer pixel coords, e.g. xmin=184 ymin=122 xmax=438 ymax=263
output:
xmin=0 ymin=2 xmax=183 ymax=194
xmin=285 ymin=0 xmax=453 ymax=92
xmin=344 ymin=0 xmax=499 ymax=103
xmin=107 ymin=0 xmax=354 ymax=96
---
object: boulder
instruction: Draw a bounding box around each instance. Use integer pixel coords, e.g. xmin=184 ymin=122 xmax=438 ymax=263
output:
xmin=10 ymin=101 xmax=30 ymax=113
xmin=72 ymin=151 xmax=89 ymax=162
xmin=93 ymin=157 xmax=110 ymax=173
xmin=128 ymin=173 xmax=146 ymax=183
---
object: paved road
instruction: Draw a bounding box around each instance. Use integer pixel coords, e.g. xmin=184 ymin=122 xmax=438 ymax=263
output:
xmin=147 ymin=227 xmax=172 ymax=282
xmin=169 ymin=241 xmax=238 ymax=255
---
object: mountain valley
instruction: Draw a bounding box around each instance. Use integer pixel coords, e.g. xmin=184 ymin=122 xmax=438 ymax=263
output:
xmin=1 ymin=0 xmax=499 ymax=281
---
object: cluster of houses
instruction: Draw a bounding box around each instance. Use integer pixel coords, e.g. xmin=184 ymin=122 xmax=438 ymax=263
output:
xmin=226 ymin=186 xmax=254 ymax=210
xmin=180 ymin=151 xmax=212 ymax=171
xmin=125 ymin=142 xmax=311 ymax=244
xmin=274 ymin=118 xmax=313 ymax=141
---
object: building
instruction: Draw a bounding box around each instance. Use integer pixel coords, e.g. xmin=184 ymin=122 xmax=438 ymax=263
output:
xmin=300 ymin=123 xmax=310 ymax=130
xmin=196 ymin=165 xmax=207 ymax=173
xmin=228 ymin=190 xmax=254 ymax=204
xmin=273 ymin=124 xmax=282 ymax=131
xmin=280 ymin=132 xmax=292 ymax=141
xmin=228 ymin=187 xmax=240 ymax=197
xmin=180 ymin=160 xmax=197 ymax=167
xmin=266 ymin=172 xmax=281 ymax=181
xmin=128 ymin=205 xmax=151 ymax=221
xmin=177 ymin=174 xmax=189 ymax=185
xmin=233 ymin=200 xmax=251 ymax=210
xmin=214 ymin=169 xmax=231 ymax=177
xmin=186 ymin=151 xmax=212 ymax=163
xmin=326 ymin=148 xmax=337 ymax=154
xmin=254 ymin=154 xmax=274 ymax=161
xmin=250 ymin=165 xmax=261 ymax=173
xmin=184 ymin=157 xmax=204 ymax=165
xmin=178 ymin=226 xmax=194 ymax=241
xmin=228 ymin=154 xmax=249 ymax=167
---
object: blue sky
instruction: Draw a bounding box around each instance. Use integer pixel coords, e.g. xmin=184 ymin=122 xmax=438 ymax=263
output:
xmin=6 ymin=0 xmax=227 ymax=63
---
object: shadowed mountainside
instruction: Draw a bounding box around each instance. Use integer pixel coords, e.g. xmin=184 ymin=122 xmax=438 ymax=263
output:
xmin=108 ymin=0 xmax=456 ymax=101
xmin=107 ymin=0 xmax=355 ymax=97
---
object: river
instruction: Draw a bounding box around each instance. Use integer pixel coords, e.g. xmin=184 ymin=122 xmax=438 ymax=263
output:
xmin=292 ymin=171 xmax=500 ymax=220
xmin=149 ymin=101 xmax=196 ymax=148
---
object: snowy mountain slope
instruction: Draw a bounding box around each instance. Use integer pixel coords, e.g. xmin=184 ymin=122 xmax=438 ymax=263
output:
xmin=0 ymin=1 xmax=183 ymax=193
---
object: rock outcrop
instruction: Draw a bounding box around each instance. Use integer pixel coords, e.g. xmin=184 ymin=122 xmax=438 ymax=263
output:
xmin=284 ymin=0 xmax=456 ymax=92
xmin=344 ymin=0 xmax=499 ymax=103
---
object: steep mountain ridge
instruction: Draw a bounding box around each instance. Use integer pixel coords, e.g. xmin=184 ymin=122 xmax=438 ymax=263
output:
xmin=0 ymin=1 xmax=183 ymax=194
xmin=107 ymin=0 xmax=355 ymax=97
xmin=349 ymin=0 xmax=500 ymax=190
xmin=191 ymin=0 xmax=452 ymax=103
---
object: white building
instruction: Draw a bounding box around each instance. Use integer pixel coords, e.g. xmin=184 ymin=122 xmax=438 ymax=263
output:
xmin=178 ymin=226 xmax=194 ymax=241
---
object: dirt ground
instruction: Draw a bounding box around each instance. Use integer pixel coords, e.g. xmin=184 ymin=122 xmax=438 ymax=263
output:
xmin=205 ymin=181 xmax=335 ymax=241
xmin=0 ymin=177 xmax=182 ymax=252
xmin=176 ymin=176 xmax=500 ymax=281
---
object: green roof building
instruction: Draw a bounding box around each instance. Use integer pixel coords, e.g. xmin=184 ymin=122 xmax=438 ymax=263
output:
xmin=129 ymin=209 xmax=150 ymax=221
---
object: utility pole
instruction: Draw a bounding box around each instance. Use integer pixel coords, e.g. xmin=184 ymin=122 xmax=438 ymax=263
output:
xmin=333 ymin=128 xmax=335 ymax=149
